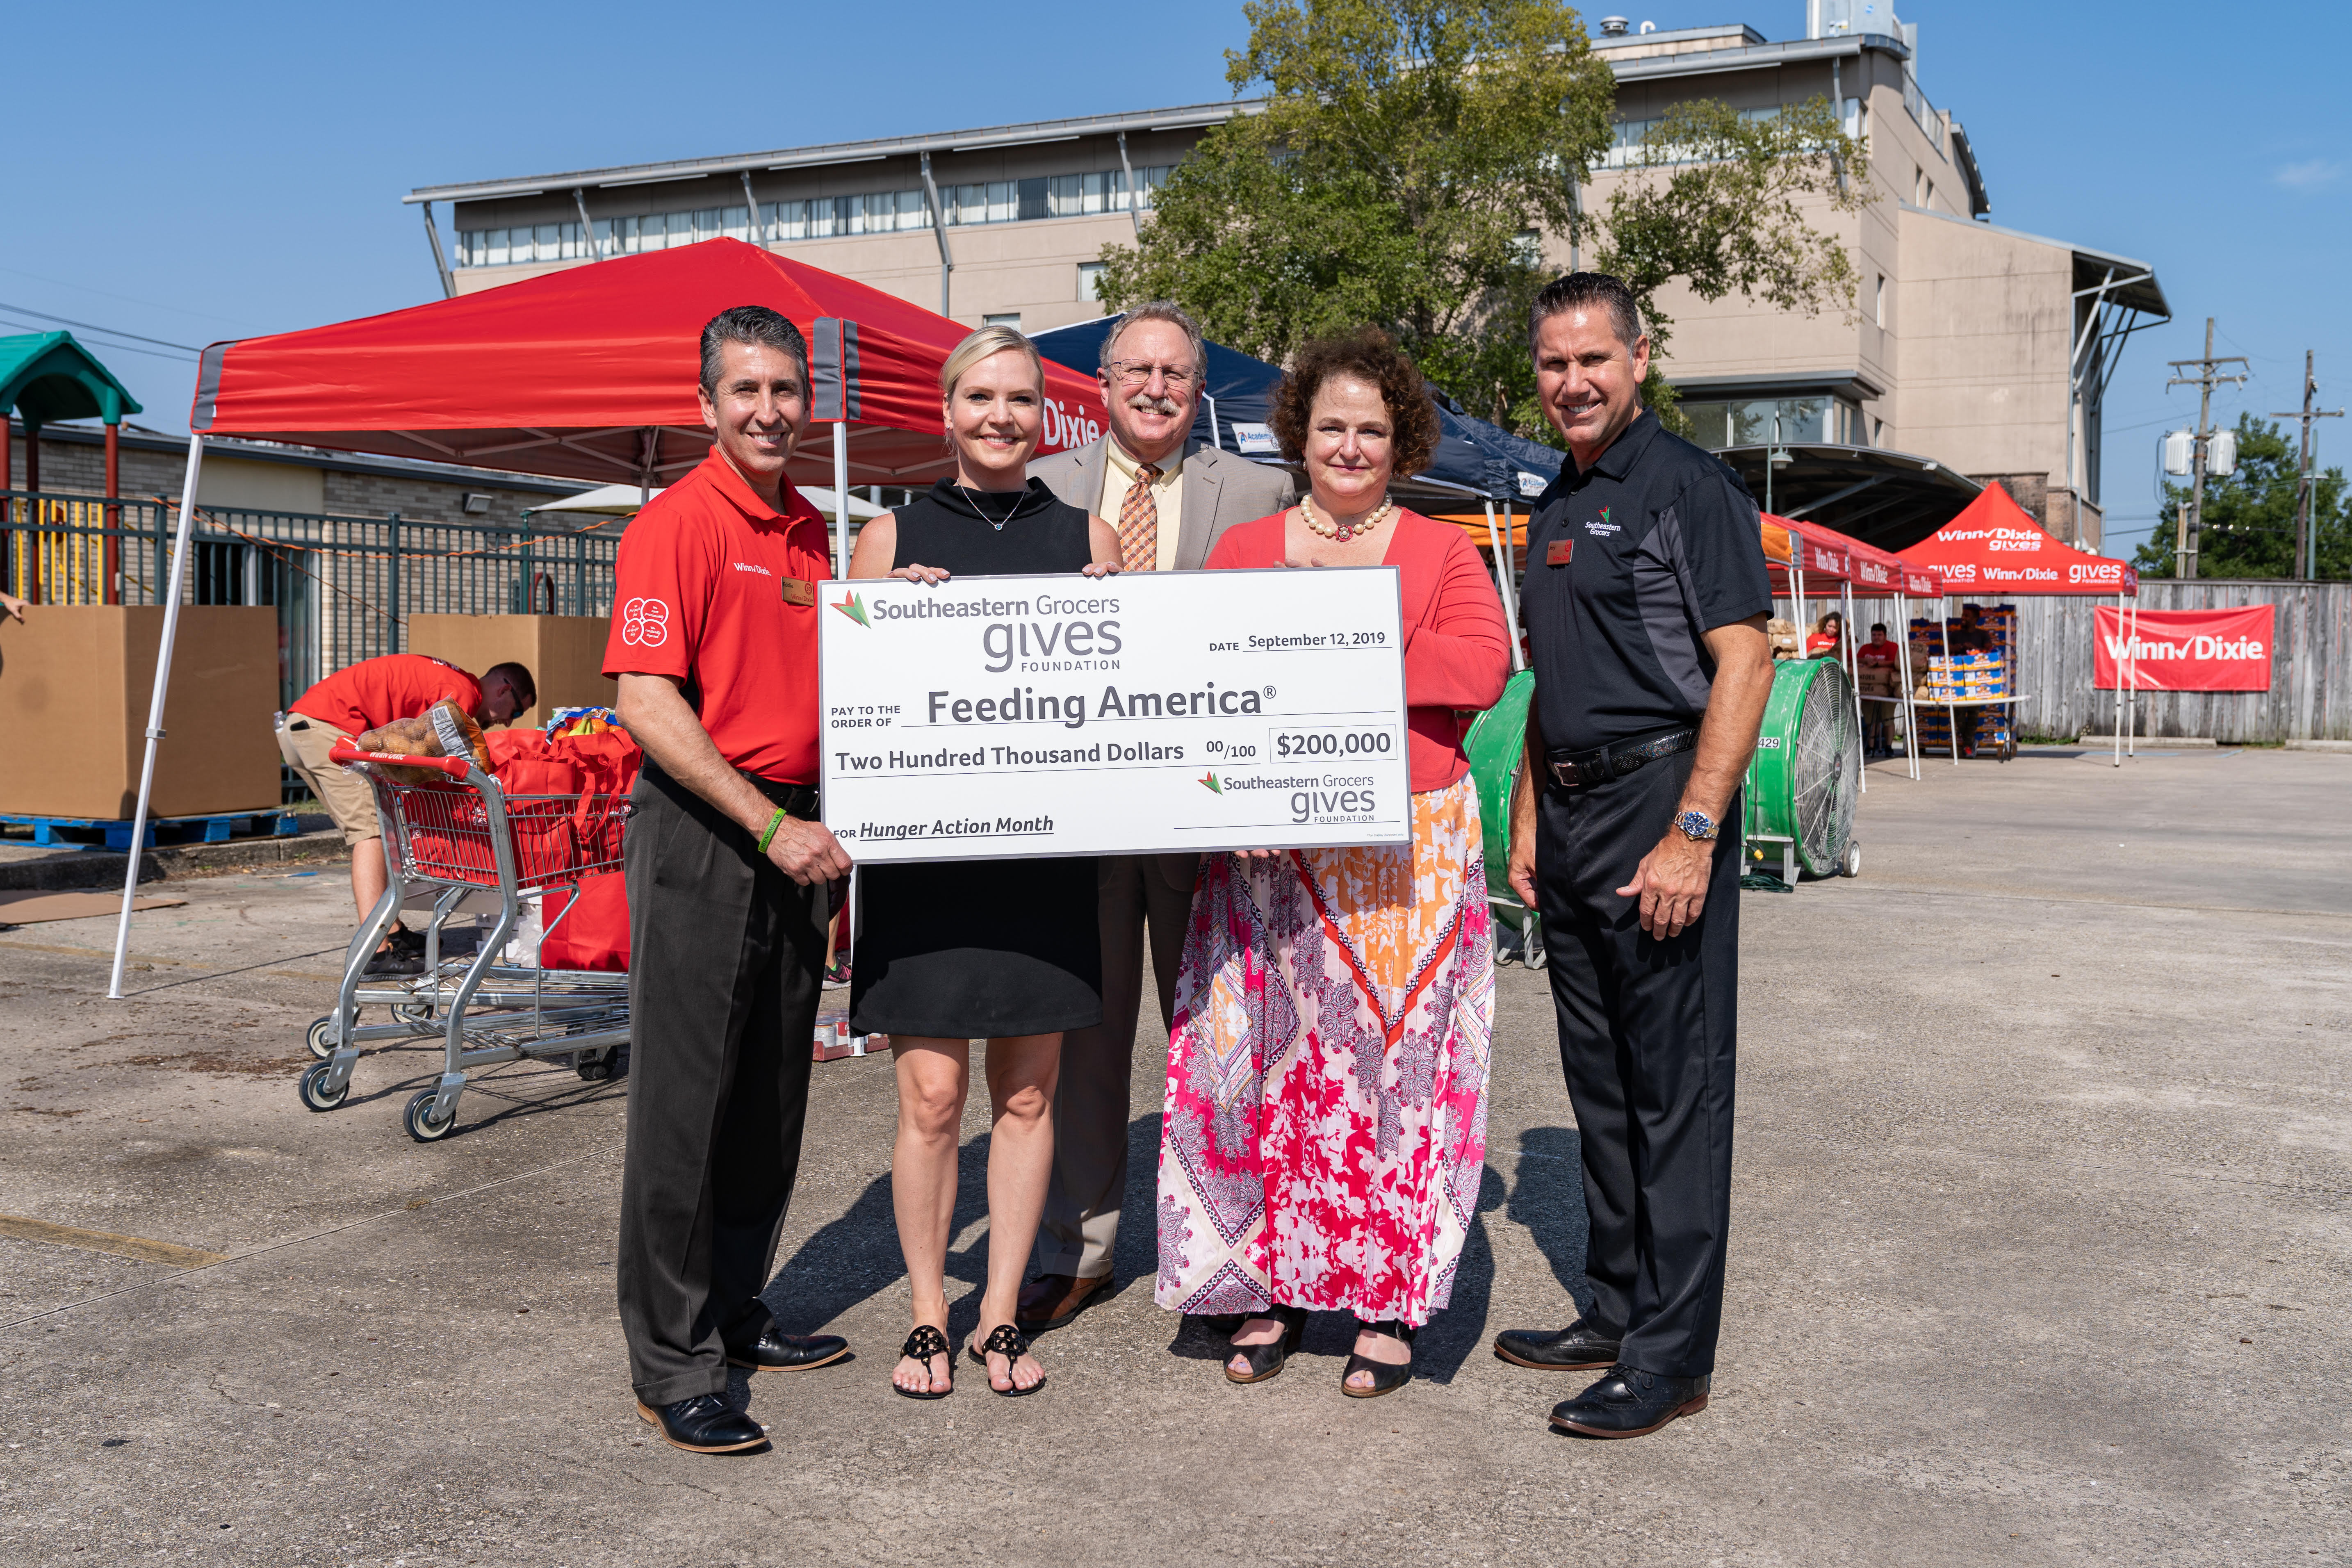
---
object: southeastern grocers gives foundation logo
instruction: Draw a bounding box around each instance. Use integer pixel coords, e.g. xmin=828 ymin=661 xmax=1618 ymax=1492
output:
xmin=1198 ymin=772 xmax=1223 ymax=793
xmin=830 ymin=591 xmax=871 ymax=628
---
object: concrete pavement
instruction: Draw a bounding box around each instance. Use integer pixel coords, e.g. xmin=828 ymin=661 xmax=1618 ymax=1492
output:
xmin=0 ymin=746 xmax=2344 ymax=1566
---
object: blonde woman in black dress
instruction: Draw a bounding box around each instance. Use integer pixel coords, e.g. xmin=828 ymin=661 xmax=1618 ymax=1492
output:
xmin=849 ymin=326 xmax=1122 ymax=1399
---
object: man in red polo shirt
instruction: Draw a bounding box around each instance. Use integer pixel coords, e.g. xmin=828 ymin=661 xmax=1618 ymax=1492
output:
xmin=281 ymin=652 xmax=534 ymax=973
xmin=606 ymin=305 xmax=854 ymax=1455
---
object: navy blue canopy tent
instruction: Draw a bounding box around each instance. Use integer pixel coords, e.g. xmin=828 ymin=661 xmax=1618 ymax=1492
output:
xmin=1029 ymin=316 xmax=1562 ymax=505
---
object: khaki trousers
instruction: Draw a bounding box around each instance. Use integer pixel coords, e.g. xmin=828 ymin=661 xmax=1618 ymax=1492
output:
xmin=1032 ymin=852 xmax=1197 ymax=1280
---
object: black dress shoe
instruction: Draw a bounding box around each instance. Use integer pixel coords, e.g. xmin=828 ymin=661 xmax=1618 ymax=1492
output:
xmin=725 ymin=1327 xmax=850 ymax=1373
xmin=1493 ymin=1317 xmax=1622 ymax=1372
xmin=1549 ymin=1365 xmax=1711 ymax=1438
xmin=636 ymin=1394 xmax=768 ymax=1454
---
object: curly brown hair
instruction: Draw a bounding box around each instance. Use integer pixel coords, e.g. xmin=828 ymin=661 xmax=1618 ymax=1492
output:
xmin=1267 ymin=328 xmax=1441 ymax=478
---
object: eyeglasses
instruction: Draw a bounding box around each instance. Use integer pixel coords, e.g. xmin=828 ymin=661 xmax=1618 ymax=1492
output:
xmin=1104 ymin=360 xmax=1199 ymax=391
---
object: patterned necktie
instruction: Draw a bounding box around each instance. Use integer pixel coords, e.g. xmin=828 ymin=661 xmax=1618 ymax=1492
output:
xmin=1118 ymin=463 xmax=1160 ymax=573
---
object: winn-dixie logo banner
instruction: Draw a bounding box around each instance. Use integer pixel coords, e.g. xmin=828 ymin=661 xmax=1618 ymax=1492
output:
xmin=1924 ymin=526 xmax=2133 ymax=591
xmin=2094 ymin=604 xmax=2274 ymax=692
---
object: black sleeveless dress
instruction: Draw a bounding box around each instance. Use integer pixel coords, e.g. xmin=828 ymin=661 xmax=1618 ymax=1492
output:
xmin=848 ymin=480 xmax=1104 ymax=1039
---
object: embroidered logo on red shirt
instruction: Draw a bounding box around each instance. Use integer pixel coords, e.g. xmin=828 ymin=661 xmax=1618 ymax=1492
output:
xmin=620 ymin=597 xmax=670 ymax=646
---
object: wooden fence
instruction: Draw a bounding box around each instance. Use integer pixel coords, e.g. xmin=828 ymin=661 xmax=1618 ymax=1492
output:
xmin=1829 ymin=581 xmax=2350 ymax=743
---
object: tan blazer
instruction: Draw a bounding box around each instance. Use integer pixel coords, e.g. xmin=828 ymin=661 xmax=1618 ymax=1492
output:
xmin=1028 ymin=437 xmax=1297 ymax=569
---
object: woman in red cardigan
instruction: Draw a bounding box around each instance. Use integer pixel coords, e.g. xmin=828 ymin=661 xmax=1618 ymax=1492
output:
xmin=1155 ymin=328 xmax=1511 ymax=1399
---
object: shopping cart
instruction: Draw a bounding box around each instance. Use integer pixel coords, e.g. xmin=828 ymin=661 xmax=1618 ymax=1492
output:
xmin=295 ymin=742 xmax=631 ymax=1142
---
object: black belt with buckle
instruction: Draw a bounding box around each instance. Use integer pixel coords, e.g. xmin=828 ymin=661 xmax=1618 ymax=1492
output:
xmin=744 ymin=773 xmax=821 ymax=821
xmin=1545 ymin=725 xmax=1696 ymax=789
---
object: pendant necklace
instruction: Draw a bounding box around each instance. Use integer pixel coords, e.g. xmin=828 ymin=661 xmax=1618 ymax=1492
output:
xmin=960 ymin=484 xmax=1025 ymax=532
xmin=1300 ymin=493 xmax=1394 ymax=543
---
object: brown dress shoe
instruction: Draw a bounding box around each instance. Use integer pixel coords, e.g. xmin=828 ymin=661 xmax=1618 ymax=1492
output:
xmin=1016 ymin=1272 xmax=1115 ymax=1333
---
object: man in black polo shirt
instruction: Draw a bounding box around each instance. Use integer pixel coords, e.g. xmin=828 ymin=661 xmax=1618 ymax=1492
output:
xmin=1491 ymin=273 xmax=1774 ymax=1439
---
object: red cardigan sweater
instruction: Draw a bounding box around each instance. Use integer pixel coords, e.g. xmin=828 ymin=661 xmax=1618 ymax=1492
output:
xmin=1205 ymin=509 xmax=1512 ymax=792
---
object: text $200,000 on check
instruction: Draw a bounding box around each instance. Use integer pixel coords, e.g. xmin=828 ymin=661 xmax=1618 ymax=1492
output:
xmin=818 ymin=566 xmax=1409 ymax=862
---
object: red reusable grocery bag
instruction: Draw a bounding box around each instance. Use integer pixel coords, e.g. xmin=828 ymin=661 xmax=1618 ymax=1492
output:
xmin=483 ymin=729 xmax=642 ymax=884
xmin=539 ymin=872 xmax=630 ymax=972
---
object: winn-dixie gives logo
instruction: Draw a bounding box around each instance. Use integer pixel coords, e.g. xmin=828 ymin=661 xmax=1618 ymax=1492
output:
xmin=830 ymin=592 xmax=871 ymax=628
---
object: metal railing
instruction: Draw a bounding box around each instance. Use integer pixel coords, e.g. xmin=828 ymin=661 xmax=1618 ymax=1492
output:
xmin=0 ymin=490 xmax=622 ymax=709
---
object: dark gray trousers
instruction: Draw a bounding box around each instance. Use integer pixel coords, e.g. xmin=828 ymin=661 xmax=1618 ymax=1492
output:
xmin=1033 ymin=852 xmax=1194 ymax=1280
xmin=618 ymin=761 xmax=825 ymax=1405
xmin=1536 ymin=751 xmax=1741 ymax=1380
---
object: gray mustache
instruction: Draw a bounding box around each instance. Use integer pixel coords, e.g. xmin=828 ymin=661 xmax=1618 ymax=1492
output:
xmin=1124 ymin=394 xmax=1182 ymax=416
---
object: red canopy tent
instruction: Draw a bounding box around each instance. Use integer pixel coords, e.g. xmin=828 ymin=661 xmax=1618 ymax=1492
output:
xmin=109 ymin=239 xmax=1107 ymax=995
xmin=1895 ymin=481 xmax=2137 ymax=597
xmin=1897 ymin=481 xmax=2143 ymax=765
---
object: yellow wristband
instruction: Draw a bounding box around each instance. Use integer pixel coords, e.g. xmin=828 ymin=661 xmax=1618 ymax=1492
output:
xmin=756 ymin=808 xmax=788 ymax=854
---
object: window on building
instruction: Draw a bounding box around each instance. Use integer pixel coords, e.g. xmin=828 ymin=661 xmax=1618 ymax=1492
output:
xmin=1078 ymin=262 xmax=1108 ymax=301
xmin=1875 ymin=274 xmax=1886 ymax=328
xmin=1674 ymin=397 xmax=1860 ymax=451
xmin=983 ymin=312 xmax=1023 ymax=330
xmin=1511 ymin=229 xmax=1543 ymax=267
xmin=456 ymin=166 xmax=1169 ymax=267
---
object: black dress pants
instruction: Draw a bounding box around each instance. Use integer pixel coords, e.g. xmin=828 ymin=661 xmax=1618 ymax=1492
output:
xmin=1535 ymin=750 xmax=1740 ymax=1380
xmin=618 ymin=760 xmax=826 ymax=1405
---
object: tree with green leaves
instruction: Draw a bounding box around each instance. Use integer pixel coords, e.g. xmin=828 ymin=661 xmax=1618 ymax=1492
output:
xmin=2132 ymin=412 xmax=2349 ymax=579
xmin=1095 ymin=0 xmax=1616 ymax=438
xmin=1096 ymin=0 xmax=1864 ymax=441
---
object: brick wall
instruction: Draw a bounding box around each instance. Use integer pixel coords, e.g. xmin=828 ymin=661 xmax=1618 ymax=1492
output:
xmin=10 ymin=428 xmax=574 ymax=526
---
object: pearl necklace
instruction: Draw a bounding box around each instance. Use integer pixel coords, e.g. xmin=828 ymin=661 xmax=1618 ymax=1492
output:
xmin=1300 ymin=493 xmax=1394 ymax=543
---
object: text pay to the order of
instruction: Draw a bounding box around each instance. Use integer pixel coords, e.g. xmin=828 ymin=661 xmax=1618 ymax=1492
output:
xmin=818 ymin=566 xmax=1410 ymax=862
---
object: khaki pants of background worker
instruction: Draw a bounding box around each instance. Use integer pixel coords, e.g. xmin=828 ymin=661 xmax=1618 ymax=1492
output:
xmin=276 ymin=717 xmax=377 ymax=846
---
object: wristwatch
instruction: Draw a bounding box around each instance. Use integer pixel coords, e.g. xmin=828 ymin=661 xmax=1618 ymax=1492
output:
xmin=1673 ymin=808 xmax=1719 ymax=842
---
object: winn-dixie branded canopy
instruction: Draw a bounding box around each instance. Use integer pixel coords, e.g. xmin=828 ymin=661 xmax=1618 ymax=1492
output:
xmin=1765 ymin=514 xmax=1941 ymax=597
xmin=187 ymin=238 xmax=1105 ymax=488
xmin=1896 ymin=482 xmax=2136 ymax=597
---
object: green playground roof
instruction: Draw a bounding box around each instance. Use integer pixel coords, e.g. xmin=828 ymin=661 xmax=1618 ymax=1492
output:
xmin=0 ymin=331 xmax=141 ymax=426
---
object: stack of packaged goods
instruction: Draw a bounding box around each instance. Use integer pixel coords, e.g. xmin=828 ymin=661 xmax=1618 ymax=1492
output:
xmin=1910 ymin=604 xmax=2016 ymax=755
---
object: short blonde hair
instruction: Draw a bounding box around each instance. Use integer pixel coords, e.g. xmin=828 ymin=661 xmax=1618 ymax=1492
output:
xmin=941 ymin=325 xmax=1043 ymax=399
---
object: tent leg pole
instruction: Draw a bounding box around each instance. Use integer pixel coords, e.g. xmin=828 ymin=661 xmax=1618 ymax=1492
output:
xmin=109 ymin=435 xmax=205 ymax=1000
xmin=1483 ymin=500 xmax=1522 ymax=672
xmin=1844 ymin=579 xmax=1864 ymax=794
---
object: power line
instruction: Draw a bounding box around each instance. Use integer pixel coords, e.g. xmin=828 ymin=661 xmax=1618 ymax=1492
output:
xmin=0 ymin=301 xmax=200 ymax=353
xmin=0 ymin=317 xmax=192 ymax=363
xmin=0 ymin=262 xmax=252 ymax=328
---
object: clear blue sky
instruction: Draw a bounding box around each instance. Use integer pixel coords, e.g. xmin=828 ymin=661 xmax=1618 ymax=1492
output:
xmin=12 ymin=2 xmax=2344 ymax=555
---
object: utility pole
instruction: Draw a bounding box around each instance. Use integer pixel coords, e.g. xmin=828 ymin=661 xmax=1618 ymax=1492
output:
xmin=2166 ymin=317 xmax=2248 ymax=579
xmin=2267 ymin=350 xmax=2343 ymax=580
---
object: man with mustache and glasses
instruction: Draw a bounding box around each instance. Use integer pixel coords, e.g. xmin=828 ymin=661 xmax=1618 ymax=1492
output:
xmin=1020 ymin=301 xmax=1295 ymax=1335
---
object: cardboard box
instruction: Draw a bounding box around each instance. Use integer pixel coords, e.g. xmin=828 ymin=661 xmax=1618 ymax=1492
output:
xmin=407 ymin=615 xmax=616 ymax=732
xmin=0 ymin=605 xmax=280 ymax=820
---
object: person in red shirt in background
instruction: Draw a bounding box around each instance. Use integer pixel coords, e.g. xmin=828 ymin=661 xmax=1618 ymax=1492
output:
xmin=1857 ymin=622 xmax=1901 ymax=756
xmin=604 ymin=306 xmax=854 ymax=1456
xmin=280 ymin=652 xmax=533 ymax=975
xmin=1805 ymin=609 xmax=1844 ymax=657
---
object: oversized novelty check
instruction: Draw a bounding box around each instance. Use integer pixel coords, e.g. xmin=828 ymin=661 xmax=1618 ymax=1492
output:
xmin=818 ymin=567 xmax=1408 ymax=862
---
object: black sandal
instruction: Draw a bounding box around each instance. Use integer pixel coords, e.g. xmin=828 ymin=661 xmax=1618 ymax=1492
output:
xmin=1224 ymin=1304 xmax=1308 ymax=1385
xmin=967 ymin=1323 xmax=1047 ymax=1397
xmin=1341 ymin=1318 xmax=1416 ymax=1399
xmin=891 ymin=1324 xmax=952 ymax=1400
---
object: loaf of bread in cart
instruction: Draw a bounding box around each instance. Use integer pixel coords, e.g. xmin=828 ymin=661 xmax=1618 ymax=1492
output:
xmin=355 ymin=699 xmax=492 ymax=785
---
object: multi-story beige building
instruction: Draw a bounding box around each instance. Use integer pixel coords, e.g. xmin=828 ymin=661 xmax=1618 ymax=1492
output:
xmin=408 ymin=6 xmax=2163 ymax=551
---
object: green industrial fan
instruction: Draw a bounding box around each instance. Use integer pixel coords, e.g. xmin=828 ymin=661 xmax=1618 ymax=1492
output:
xmin=1744 ymin=654 xmax=1862 ymax=887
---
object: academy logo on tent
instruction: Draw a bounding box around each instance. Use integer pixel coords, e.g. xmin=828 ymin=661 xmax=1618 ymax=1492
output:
xmin=1198 ymin=772 xmax=1222 ymax=793
xmin=830 ymin=592 xmax=871 ymax=627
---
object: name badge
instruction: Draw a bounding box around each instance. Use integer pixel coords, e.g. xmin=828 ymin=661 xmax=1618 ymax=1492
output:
xmin=1546 ymin=539 xmax=1573 ymax=567
xmin=780 ymin=577 xmax=816 ymax=607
